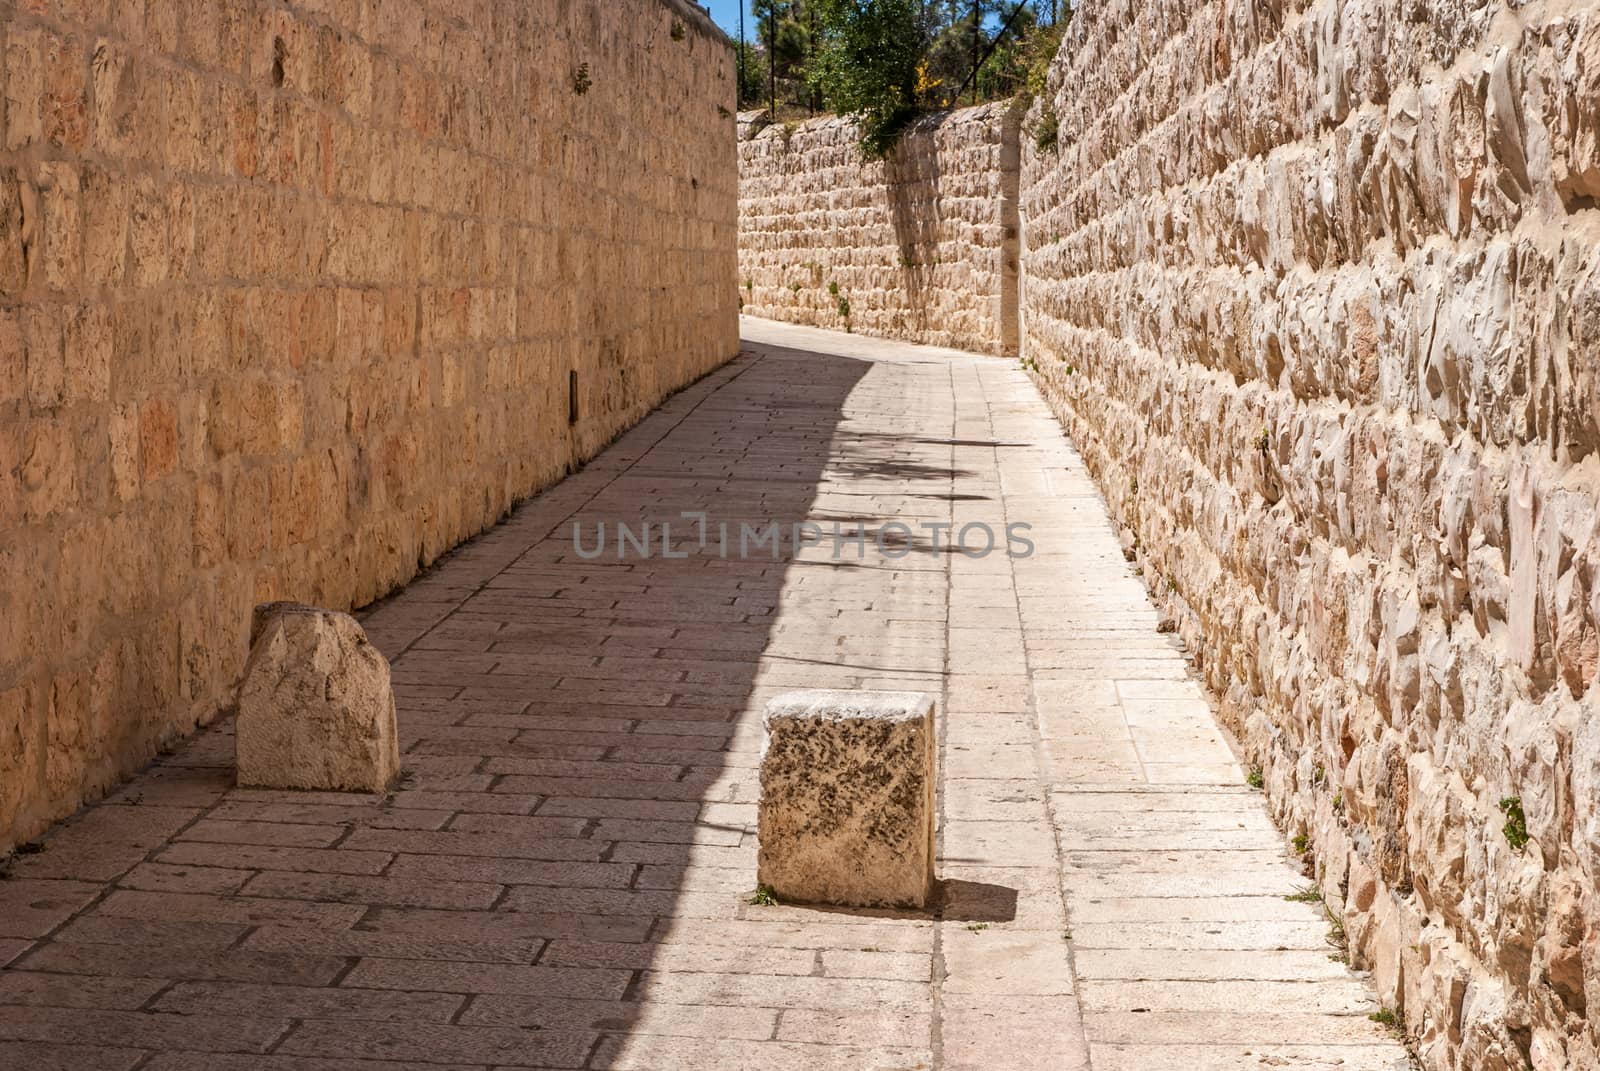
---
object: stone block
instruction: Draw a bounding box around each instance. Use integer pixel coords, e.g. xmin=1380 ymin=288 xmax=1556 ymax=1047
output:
xmin=757 ymin=690 xmax=936 ymax=909
xmin=235 ymin=603 xmax=399 ymax=793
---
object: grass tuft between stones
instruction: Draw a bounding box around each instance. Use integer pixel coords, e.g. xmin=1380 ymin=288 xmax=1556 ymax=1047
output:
xmin=748 ymin=885 xmax=779 ymax=907
xmin=1369 ymin=1007 xmax=1404 ymax=1034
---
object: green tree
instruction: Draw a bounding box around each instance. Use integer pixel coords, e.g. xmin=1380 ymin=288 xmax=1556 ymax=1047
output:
xmin=736 ymin=40 xmax=769 ymax=108
xmin=807 ymin=0 xmax=926 ymax=157
xmin=923 ymin=0 xmax=1005 ymax=105
xmin=753 ymin=0 xmax=821 ymax=112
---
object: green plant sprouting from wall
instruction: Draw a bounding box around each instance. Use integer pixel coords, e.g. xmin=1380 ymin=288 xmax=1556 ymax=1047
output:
xmin=1031 ymin=105 xmax=1058 ymax=154
xmin=1499 ymin=796 xmax=1529 ymax=850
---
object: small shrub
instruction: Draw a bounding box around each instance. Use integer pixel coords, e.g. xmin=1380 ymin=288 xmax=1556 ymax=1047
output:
xmin=1021 ymin=18 xmax=1065 ymax=100
xmin=1369 ymin=1007 xmax=1403 ymax=1032
xmin=1254 ymin=427 xmax=1271 ymax=452
xmin=749 ymin=885 xmax=778 ymax=906
xmin=1246 ymin=766 xmax=1264 ymax=789
xmin=828 ymin=280 xmax=840 ymax=298
xmin=836 ymin=295 xmax=850 ymax=320
xmin=670 ymin=19 xmax=686 ymax=41
xmin=571 ymin=63 xmax=592 ymax=95
xmin=1292 ymin=832 xmax=1310 ymax=854
xmin=1032 ymin=106 xmax=1059 ymax=154
xmin=1498 ymin=796 xmax=1529 ymax=850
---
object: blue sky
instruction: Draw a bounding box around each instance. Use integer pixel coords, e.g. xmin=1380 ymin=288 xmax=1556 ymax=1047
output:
xmin=698 ymin=1 xmax=1016 ymax=43
xmin=702 ymin=0 xmax=752 ymax=39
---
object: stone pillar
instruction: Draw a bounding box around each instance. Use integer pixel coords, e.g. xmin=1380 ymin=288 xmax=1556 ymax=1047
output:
xmin=235 ymin=603 xmax=401 ymax=793
xmin=757 ymin=690 xmax=937 ymax=909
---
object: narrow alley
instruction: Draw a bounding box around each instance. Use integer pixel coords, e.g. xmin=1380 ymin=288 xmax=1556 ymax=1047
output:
xmin=0 ymin=321 xmax=1410 ymax=1070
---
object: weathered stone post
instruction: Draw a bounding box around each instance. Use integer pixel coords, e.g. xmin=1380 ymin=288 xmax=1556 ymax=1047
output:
xmin=235 ymin=603 xmax=401 ymax=793
xmin=757 ymin=690 xmax=937 ymax=909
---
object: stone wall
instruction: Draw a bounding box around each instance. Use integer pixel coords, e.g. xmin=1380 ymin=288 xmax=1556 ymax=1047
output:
xmin=737 ymin=102 xmax=1021 ymax=355
xmin=0 ymin=0 xmax=738 ymax=849
xmin=1020 ymin=0 xmax=1600 ymax=1067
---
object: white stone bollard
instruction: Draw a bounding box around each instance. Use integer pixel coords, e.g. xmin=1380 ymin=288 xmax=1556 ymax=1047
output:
xmin=235 ymin=603 xmax=401 ymax=793
xmin=758 ymin=690 xmax=937 ymax=909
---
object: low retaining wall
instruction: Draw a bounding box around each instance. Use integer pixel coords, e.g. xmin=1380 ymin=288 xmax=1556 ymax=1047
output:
xmin=736 ymin=102 xmax=1021 ymax=355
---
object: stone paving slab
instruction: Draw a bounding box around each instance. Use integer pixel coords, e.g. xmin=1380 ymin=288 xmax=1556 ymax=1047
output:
xmin=0 ymin=318 xmax=1410 ymax=1069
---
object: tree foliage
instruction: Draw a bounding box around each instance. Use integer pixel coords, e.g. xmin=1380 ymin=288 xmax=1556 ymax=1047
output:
xmin=737 ymin=1 xmax=1066 ymax=158
xmin=806 ymin=0 xmax=925 ymax=157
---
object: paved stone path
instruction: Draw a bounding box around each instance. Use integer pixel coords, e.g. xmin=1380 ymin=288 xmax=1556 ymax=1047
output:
xmin=0 ymin=319 xmax=1410 ymax=1070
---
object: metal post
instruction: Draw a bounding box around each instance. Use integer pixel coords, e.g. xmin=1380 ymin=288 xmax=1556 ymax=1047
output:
xmin=808 ymin=2 xmax=817 ymax=116
xmin=970 ymin=0 xmax=980 ymax=105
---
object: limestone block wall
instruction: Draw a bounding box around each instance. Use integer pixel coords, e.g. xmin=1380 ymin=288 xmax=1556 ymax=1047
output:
xmin=737 ymin=102 xmax=1021 ymax=355
xmin=0 ymin=0 xmax=737 ymax=849
xmin=1020 ymin=0 xmax=1600 ymax=1066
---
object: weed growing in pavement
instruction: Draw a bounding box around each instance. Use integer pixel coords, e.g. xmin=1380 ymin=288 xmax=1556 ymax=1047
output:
xmin=1369 ymin=1007 xmax=1403 ymax=1031
xmin=1326 ymin=908 xmax=1349 ymax=963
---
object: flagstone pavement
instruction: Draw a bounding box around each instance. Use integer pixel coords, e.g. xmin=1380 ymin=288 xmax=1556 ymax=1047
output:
xmin=0 ymin=318 xmax=1412 ymax=1070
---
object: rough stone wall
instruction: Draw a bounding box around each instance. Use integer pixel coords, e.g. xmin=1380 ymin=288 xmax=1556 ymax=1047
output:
xmin=737 ymin=102 xmax=1021 ymax=355
xmin=0 ymin=0 xmax=737 ymax=849
xmin=1020 ymin=0 xmax=1600 ymax=1066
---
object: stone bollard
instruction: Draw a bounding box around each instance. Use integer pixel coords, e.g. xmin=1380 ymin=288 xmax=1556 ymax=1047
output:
xmin=235 ymin=603 xmax=400 ymax=793
xmin=758 ymin=690 xmax=937 ymax=909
